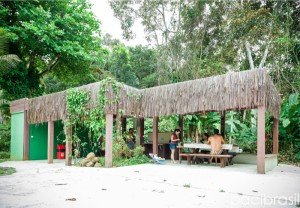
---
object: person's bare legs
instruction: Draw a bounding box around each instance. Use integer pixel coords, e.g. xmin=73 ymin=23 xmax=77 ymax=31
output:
xmin=171 ymin=149 xmax=176 ymax=163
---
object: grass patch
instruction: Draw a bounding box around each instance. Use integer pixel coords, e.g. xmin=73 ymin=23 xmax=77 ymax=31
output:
xmin=112 ymin=155 xmax=150 ymax=167
xmin=97 ymin=155 xmax=150 ymax=167
xmin=0 ymin=167 xmax=16 ymax=176
xmin=0 ymin=159 xmax=9 ymax=163
xmin=183 ymin=184 xmax=191 ymax=188
xmin=279 ymin=162 xmax=300 ymax=167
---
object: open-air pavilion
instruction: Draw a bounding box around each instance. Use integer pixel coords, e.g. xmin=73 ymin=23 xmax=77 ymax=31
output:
xmin=10 ymin=69 xmax=281 ymax=174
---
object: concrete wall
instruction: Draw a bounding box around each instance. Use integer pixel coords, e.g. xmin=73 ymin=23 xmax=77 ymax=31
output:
xmin=232 ymin=153 xmax=278 ymax=172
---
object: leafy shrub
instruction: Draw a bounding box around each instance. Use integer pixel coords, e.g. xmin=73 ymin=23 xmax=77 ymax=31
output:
xmin=233 ymin=127 xmax=257 ymax=153
xmin=0 ymin=123 xmax=10 ymax=152
xmin=113 ymin=155 xmax=150 ymax=167
xmin=98 ymin=141 xmax=149 ymax=167
xmin=0 ymin=167 xmax=16 ymax=176
xmin=279 ymin=93 xmax=300 ymax=163
xmin=0 ymin=151 xmax=10 ymax=159
xmin=132 ymin=145 xmax=145 ymax=157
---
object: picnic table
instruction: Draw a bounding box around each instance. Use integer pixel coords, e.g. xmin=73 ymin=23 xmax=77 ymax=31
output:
xmin=177 ymin=143 xmax=241 ymax=167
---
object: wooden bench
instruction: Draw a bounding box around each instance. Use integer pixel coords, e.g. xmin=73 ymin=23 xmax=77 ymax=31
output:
xmin=179 ymin=153 xmax=233 ymax=168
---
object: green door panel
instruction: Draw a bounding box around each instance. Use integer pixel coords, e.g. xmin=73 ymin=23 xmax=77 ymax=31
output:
xmin=29 ymin=123 xmax=48 ymax=160
xmin=11 ymin=112 xmax=24 ymax=160
xmin=29 ymin=120 xmax=65 ymax=160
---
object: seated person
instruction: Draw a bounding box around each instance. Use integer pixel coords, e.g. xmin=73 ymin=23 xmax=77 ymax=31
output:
xmin=207 ymin=130 xmax=225 ymax=155
xmin=202 ymin=133 xmax=210 ymax=144
xmin=126 ymin=128 xmax=136 ymax=149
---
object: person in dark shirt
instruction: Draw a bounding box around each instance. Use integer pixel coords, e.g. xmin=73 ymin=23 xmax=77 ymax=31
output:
xmin=169 ymin=129 xmax=180 ymax=163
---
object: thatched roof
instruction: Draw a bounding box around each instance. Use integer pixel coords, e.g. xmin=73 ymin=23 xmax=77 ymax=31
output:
xmin=26 ymin=81 xmax=141 ymax=124
xmin=140 ymin=69 xmax=281 ymax=118
xmin=11 ymin=69 xmax=281 ymax=123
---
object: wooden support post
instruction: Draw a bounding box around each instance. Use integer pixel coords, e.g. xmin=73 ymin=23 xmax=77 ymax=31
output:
xmin=136 ymin=118 xmax=141 ymax=146
xmin=179 ymin=115 xmax=183 ymax=140
xmin=65 ymin=124 xmax=72 ymax=166
xmin=105 ymin=113 xmax=113 ymax=168
xmin=47 ymin=120 xmax=54 ymax=164
xmin=121 ymin=117 xmax=127 ymax=134
xmin=272 ymin=117 xmax=279 ymax=154
xmin=257 ymin=106 xmax=266 ymax=174
xmin=221 ymin=111 xmax=226 ymax=139
xmin=23 ymin=110 xmax=29 ymax=160
xmin=136 ymin=118 xmax=144 ymax=146
xmin=140 ymin=118 xmax=144 ymax=144
xmin=152 ymin=117 xmax=159 ymax=155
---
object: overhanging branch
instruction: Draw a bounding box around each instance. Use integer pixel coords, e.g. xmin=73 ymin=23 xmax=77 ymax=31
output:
xmin=38 ymin=54 xmax=61 ymax=77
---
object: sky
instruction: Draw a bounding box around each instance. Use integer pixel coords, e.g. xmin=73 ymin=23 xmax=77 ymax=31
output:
xmin=89 ymin=0 xmax=148 ymax=46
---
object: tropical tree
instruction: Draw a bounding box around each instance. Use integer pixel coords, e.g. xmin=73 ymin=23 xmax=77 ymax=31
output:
xmin=0 ymin=0 xmax=104 ymax=98
xmin=0 ymin=28 xmax=20 ymax=71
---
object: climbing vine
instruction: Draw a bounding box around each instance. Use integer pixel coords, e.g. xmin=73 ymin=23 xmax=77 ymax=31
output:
xmin=65 ymin=77 xmax=148 ymax=166
xmin=65 ymin=77 xmax=124 ymax=158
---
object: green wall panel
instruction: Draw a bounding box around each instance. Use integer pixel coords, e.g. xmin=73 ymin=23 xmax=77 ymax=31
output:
xmin=11 ymin=112 xmax=24 ymax=160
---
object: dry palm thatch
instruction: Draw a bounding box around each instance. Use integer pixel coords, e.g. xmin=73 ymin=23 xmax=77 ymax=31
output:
xmin=11 ymin=69 xmax=281 ymax=124
xmin=140 ymin=69 xmax=280 ymax=118
xmin=26 ymin=81 xmax=141 ymax=124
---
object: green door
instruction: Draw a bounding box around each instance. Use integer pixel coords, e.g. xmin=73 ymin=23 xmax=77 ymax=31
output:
xmin=29 ymin=123 xmax=48 ymax=160
xmin=11 ymin=112 xmax=24 ymax=160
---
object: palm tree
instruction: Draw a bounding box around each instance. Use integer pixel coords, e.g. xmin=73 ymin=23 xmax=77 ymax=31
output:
xmin=0 ymin=28 xmax=20 ymax=71
xmin=0 ymin=28 xmax=21 ymax=123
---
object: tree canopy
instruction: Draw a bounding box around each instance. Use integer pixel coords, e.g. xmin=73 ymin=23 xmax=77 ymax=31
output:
xmin=0 ymin=0 xmax=104 ymax=98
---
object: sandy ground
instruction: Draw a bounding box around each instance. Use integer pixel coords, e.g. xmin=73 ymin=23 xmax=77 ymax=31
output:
xmin=0 ymin=160 xmax=299 ymax=208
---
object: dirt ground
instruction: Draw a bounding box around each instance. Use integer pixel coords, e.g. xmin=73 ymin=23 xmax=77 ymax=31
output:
xmin=0 ymin=160 xmax=299 ymax=208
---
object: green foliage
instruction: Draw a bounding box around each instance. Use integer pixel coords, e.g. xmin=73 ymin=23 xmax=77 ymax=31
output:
xmin=98 ymin=154 xmax=149 ymax=167
xmin=232 ymin=126 xmax=258 ymax=153
xmin=66 ymin=77 xmax=124 ymax=157
xmin=97 ymin=144 xmax=149 ymax=167
xmin=132 ymin=145 xmax=145 ymax=157
xmin=103 ymin=43 xmax=158 ymax=88
xmin=0 ymin=151 xmax=10 ymax=159
xmin=0 ymin=28 xmax=20 ymax=71
xmin=129 ymin=45 xmax=158 ymax=88
xmin=0 ymin=0 xmax=104 ymax=100
xmin=279 ymin=93 xmax=300 ymax=144
xmin=107 ymin=44 xmax=138 ymax=87
xmin=0 ymin=123 xmax=10 ymax=152
xmin=278 ymin=93 xmax=300 ymax=163
xmin=0 ymin=167 xmax=15 ymax=176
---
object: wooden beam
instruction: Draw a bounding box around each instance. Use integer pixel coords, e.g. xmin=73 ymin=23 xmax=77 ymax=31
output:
xmin=23 ymin=110 xmax=29 ymax=160
xmin=152 ymin=117 xmax=159 ymax=155
xmin=257 ymin=106 xmax=266 ymax=174
xmin=105 ymin=113 xmax=113 ymax=168
xmin=272 ymin=117 xmax=279 ymax=154
xmin=65 ymin=124 xmax=72 ymax=166
xmin=178 ymin=115 xmax=183 ymax=140
xmin=47 ymin=120 xmax=54 ymax=164
xmin=221 ymin=111 xmax=226 ymax=139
